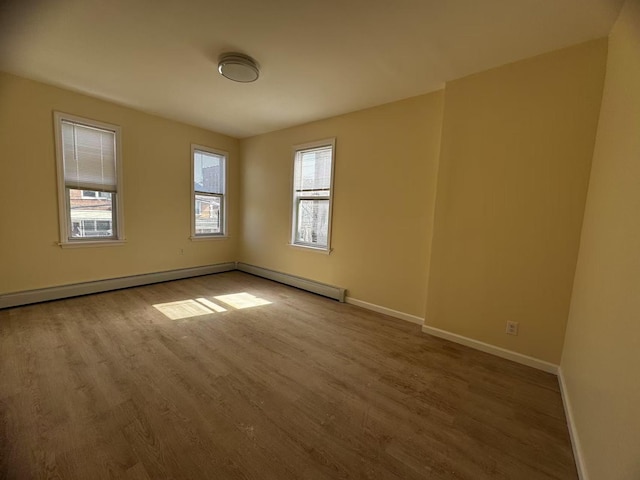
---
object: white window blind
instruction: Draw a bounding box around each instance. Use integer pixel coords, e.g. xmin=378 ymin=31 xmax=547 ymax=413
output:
xmin=293 ymin=147 xmax=332 ymax=194
xmin=62 ymin=120 xmax=117 ymax=192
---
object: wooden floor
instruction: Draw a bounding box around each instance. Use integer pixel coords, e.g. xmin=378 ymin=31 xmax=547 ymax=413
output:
xmin=0 ymin=272 xmax=577 ymax=479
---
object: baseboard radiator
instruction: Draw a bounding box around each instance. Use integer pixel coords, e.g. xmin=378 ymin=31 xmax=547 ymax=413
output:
xmin=236 ymin=262 xmax=346 ymax=302
xmin=0 ymin=263 xmax=236 ymax=309
xmin=0 ymin=262 xmax=348 ymax=309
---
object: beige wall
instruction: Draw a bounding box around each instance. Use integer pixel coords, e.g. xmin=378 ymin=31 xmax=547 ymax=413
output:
xmin=0 ymin=72 xmax=239 ymax=294
xmin=561 ymin=1 xmax=640 ymax=478
xmin=1 ymin=22 xmax=634 ymax=476
xmin=239 ymin=93 xmax=444 ymax=317
xmin=0 ymin=35 xmax=616 ymax=375
xmin=425 ymin=40 xmax=608 ymax=364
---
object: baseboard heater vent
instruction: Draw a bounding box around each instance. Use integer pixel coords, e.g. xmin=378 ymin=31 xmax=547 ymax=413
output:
xmin=0 ymin=262 xmax=237 ymax=309
xmin=236 ymin=262 xmax=346 ymax=302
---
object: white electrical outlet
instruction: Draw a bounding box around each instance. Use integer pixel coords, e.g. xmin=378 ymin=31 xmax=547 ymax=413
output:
xmin=506 ymin=321 xmax=519 ymax=336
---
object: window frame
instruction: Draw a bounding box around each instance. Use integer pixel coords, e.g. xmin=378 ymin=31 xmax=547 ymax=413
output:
xmin=191 ymin=144 xmax=228 ymax=239
xmin=290 ymin=138 xmax=336 ymax=252
xmin=53 ymin=111 xmax=125 ymax=247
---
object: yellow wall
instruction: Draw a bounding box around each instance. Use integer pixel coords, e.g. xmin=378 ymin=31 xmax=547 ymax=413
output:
xmin=425 ymin=40 xmax=607 ymax=364
xmin=2 ymin=18 xmax=635 ymax=476
xmin=561 ymin=1 xmax=640 ymax=478
xmin=0 ymin=37 xmax=614 ymax=373
xmin=239 ymin=93 xmax=444 ymax=317
xmin=0 ymin=72 xmax=239 ymax=294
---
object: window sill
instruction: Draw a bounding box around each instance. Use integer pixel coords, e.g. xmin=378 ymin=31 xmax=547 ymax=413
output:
xmin=189 ymin=235 xmax=230 ymax=242
xmin=287 ymin=243 xmax=333 ymax=255
xmin=58 ymin=239 xmax=126 ymax=249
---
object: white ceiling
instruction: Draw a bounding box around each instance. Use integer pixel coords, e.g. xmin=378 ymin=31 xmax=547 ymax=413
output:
xmin=0 ymin=0 xmax=624 ymax=138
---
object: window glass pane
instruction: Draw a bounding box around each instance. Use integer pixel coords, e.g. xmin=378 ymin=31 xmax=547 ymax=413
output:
xmin=195 ymin=194 xmax=221 ymax=234
xmin=68 ymin=189 xmax=115 ymax=238
xmin=294 ymin=147 xmax=332 ymax=194
xmin=194 ymin=151 xmax=224 ymax=194
xmin=296 ymin=199 xmax=329 ymax=247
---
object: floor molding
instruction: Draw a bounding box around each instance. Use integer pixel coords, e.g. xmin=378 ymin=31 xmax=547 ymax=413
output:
xmin=236 ymin=262 xmax=346 ymax=302
xmin=558 ymin=367 xmax=588 ymax=480
xmin=345 ymin=297 xmax=423 ymax=325
xmin=421 ymin=324 xmax=559 ymax=374
xmin=0 ymin=263 xmax=236 ymax=309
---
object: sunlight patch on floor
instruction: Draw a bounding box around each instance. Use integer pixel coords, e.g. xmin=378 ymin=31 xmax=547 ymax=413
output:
xmin=153 ymin=293 xmax=272 ymax=319
xmin=195 ymin=297 xmax=227 ymax=312
xmin=153 ymin=299 xmax=214 ymax=320
xmin=214 ymin=292 xmax=272 ymax=309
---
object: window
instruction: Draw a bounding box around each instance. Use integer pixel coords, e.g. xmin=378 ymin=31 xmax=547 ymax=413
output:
xmin=291 ymin=138 xmax=335 ymax=251
xmin=54 ymin=112 xmax=124 ymax=245
xmin=192 ymin=145 xmax=227 ymax=237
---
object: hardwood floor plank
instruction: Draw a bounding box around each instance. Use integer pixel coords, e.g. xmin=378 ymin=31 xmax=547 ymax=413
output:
xmin=0 ymin=272 xmax=577 ymax=479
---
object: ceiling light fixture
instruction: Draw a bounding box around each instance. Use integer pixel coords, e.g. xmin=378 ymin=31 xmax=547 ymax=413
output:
xmin=217 ymin=53 xmax=260 ymax=83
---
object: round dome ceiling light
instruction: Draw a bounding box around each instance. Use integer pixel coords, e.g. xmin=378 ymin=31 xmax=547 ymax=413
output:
xmin=217 ymin=53 xmax=260 ymax=83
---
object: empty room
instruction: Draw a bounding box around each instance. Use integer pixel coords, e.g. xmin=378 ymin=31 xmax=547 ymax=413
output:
xmin=1 ymin=0 xmax=638 ymax=479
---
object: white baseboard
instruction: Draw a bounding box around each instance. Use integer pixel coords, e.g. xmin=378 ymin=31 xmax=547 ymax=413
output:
xmin=0 ymin=263 xmax=236 ymax=309
xmin=421 ymin=324 xmax=559 ymax=374
xmin=236 ymin=262 xmax=346 ymax=302
xmin=345 ymin=297 xmax=423 ymax=325
xmin=558 ymin=367 xmax=588 ymax=480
